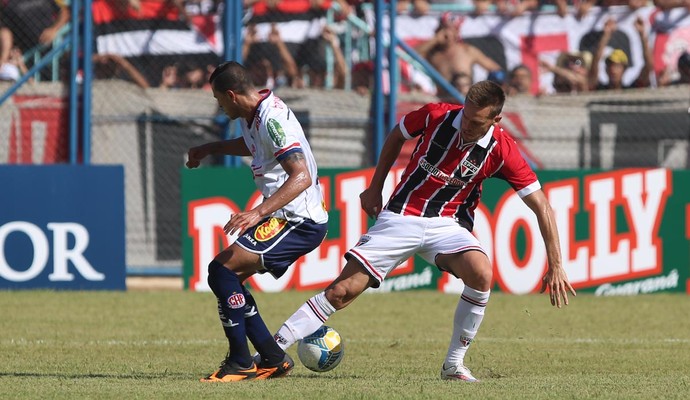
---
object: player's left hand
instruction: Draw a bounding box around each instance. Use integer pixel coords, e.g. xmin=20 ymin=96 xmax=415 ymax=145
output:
xmin=224 ymin=209 xmax=262 ymax=237
xmin=539 ymin=267 xmax=576 ymax=308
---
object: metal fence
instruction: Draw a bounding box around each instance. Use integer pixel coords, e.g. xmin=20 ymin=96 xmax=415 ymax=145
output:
xmin=1 ymin=1 xmax=689 ymax=273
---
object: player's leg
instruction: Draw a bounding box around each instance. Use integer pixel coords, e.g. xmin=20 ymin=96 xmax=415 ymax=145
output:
xmin=436 ymin=250 xmax=492 ymax=382
xmin=242 ymin=217 xmax=328 ymax=379
xmin=418 ymin=218 xmax=492 ymax=382
xmin=241 ymin=282 xmax=295 ymax=380
xmin=274 ymin=210 xmax=421 ymax=350
xmin=273 ymin=258 xmax=376 ymax=351
xmin=202 ymin=245 xmax=262 ymax=382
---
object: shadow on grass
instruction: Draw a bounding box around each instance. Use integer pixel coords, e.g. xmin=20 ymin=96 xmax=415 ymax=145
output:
xmin=0 ymin=371 xmax=193 ymax=380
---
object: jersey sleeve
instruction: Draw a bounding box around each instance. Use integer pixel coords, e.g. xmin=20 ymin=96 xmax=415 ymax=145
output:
xmin=264 ymin=113 xmax=303 ymax=162
xmin=399 ymin=103 xmax=460 ymax=140
xmin=398 ymin=103 xmax=436 ymax=139
xmin=493 ymin=132 xmax=540 ymax=198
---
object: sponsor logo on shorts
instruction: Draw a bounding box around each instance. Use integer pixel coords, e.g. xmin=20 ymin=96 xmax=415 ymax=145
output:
xmin=420 ymin=158 xmax=466 ymax=188
xmin=255 ymin=217 xmax=288 ymax=241
xmin=242 ymin=233 xmax=258 ymax=246
xmin=355 ymin=234 xmax=371 ymax=247
xmin=267 ymin=118 xmax=287 ymax=147
xmin=227 ymin=293 xmax=246 ymax=309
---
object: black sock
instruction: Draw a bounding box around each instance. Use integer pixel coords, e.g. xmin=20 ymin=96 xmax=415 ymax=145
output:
xmin=243 ymin=285 xmax=284 ymax=365
xmin=207 ymin=260 xmax=252 ymax=367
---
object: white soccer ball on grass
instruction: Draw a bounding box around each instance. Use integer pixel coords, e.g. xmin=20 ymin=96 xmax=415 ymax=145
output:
xmin=297 ymin=325 xmax=344 ymax=372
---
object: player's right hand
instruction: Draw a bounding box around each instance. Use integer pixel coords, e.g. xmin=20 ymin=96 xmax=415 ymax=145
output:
xmin=186 ymin=145 xmax=207 ymax=169
xmin=359 ymin=188 xmax=383 ymax=219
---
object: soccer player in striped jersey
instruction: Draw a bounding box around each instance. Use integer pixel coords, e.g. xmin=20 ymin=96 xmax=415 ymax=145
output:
xmin=272 ymin=80 xmax=576 ymax=382
xmin=186 ymin=61 xmax=328 ymax=382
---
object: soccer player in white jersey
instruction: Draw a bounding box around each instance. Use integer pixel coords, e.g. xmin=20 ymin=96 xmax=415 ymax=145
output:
xmin=186 ymin=61 xmax=328 ymax=382
xmin=271 ymin=80 xmax=576 ymax=382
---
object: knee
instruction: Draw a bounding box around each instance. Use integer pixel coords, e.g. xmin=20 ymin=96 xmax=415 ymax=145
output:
xmin=207 ymin=260 xmax=237 ymax=295
xmin=472 ymin=266 xmax=493 ymax=291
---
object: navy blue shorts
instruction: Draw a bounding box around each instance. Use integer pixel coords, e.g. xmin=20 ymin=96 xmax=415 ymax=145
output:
xmin=235 ymin=216 xmax=328 ymax=279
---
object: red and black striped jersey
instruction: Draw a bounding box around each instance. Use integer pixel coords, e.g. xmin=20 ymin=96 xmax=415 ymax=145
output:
xmin=386 ymin=102 xmax=540 ymax=231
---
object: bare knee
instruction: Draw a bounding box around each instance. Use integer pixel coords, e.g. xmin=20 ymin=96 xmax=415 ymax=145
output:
xmin=438 ymin=250 xmax=493 ymax=291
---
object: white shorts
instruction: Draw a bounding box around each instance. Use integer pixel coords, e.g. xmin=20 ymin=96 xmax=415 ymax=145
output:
xmin=345 ymin=210 xmax=485 ymax=286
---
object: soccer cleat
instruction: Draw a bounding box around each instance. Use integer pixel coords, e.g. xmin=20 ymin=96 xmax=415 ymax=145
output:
xmin=440 ymin=362 xmax=479 ymax=382
xmin=254 ymin=353 xmax=295 ymax=380
xmin=200 ymin=355 xmax=257 ymax=382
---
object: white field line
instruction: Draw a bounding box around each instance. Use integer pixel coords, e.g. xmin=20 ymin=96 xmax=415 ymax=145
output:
xmin=2 ymin=337 xmax=689 ymax=346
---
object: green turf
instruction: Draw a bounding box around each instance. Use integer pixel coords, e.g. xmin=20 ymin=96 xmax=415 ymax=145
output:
xmin=1 ymin=290 xmax=689 ymax=399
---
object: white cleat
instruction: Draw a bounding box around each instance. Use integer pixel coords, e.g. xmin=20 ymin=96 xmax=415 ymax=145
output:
xmin=440 ymin=363 xmax=479 ymax=382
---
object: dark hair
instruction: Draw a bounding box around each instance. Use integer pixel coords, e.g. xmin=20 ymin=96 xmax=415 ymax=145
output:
xmin=208 ymin=61 xmax=255 ymax=93
xmin=509 ymin=64 xmax=531 ymax=79
xmin=678 ymin=52 xmax=690 ymax=69
xmin=465 ymin=80 xmax=505 ymax=117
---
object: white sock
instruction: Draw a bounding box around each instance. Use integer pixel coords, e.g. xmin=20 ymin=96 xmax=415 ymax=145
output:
xmin=445 ymin=286 xmax=490 ymax=366
xmin=274 ymin=292 xmax=336 ymax=351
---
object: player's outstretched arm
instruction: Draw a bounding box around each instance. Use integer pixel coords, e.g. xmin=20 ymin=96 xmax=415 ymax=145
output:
xmin=360 ymin=125 xmax=407 ymax=218
xmin=186 ymin=137 xmax=251 ymax=168
xmin=522 ymin=189 xmax=576 ymax=308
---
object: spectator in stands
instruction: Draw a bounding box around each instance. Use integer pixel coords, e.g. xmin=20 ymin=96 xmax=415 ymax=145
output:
xmin=0 ymin=46 xmax=28 ymax=82
xmin=504 ymin=64 xmax=533 ymax=96
xmin=660 ymin=51 xmax=690 ymax=86
xmin=0 ymin=0 xmax=70 ymax=53
xmin=321 ymin=26 xmax=349 ymax=89
xmin=495 ymin=0 xmax=567 ymax=17
xmin=653 ymin=0 xmax=689 ymax=11
xmin=674 ymin=52 xmax=690 ymax=85
xmin=287 ymin=24 xmax=348 ymax=89
xmin=415 ymin=12 xmax=502 ymax=98
xmin=397 ymin=0 xmax=431 ymax=15
xmin=243 ymin=23 xmax=299 ymax=89
xmin=441 ymin=71 xmax=472 ymax=104
xmin=470 ymin=0 xmax=494 ymax=15
xmin=179 ymin=61 xmax=214 ymax=90
xmin=93 ymin=53 xmax=150 ymax=89
xmin=589 ymin=17 xmax=654 ymax=90
xmin=159 ymin=63 xmax=181 ymax=90
xmin=577 ymin=0 xmax=650 ymax=20
xmin=351 ymin=60 xmax=374 ymax=96
xmin=451 ymin=72 xmax=472 ymax=97
xmin=540 ymin=51 xmax=591 ymax=94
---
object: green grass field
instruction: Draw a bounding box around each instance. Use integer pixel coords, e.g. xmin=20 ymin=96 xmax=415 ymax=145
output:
xmin=1 ymin=290 xmax=689 ymax=399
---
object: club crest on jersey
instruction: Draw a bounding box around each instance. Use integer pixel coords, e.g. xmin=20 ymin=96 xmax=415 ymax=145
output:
xmin=255 ymin=217 xmax=288 ymax=241
xmin=227 ymin=293 xmax=246 ymax=309
xmin=267 ymin=118 xmax=287 ymax=147
xmin=460 ymin=158 xmax=479 ymax=177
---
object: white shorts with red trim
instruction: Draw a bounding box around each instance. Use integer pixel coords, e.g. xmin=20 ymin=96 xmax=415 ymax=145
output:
xmin=345 ymin=210 xmax=485 ymax=286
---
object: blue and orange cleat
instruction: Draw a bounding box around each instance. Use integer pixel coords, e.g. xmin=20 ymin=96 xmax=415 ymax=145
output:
xmin=254 ymin=353 xmax=294 ymax=380
xmin=200 ymin=355 xmax=257 ymax=382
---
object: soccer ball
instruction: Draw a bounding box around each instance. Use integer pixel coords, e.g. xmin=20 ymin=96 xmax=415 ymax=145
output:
xmin=297 ymin=326 xmax=344 ymax=372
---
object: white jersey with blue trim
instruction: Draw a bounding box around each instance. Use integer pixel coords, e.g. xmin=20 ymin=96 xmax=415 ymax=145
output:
xmin=240 ymin=90 xmax=328 ymax=224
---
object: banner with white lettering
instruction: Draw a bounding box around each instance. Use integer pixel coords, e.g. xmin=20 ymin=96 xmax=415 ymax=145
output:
xmin=182 ymin=167 xmax=689 ymax=296
xmin=0 ymin=166 xmax=126 ymax=290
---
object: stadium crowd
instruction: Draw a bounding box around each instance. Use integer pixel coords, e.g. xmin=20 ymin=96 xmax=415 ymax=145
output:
xmin=1 ymin=0 xmax=688 ymax=98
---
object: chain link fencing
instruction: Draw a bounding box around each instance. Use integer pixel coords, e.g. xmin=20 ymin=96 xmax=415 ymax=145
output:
xmin=1 ymin=2 xmax=689 ymax=272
